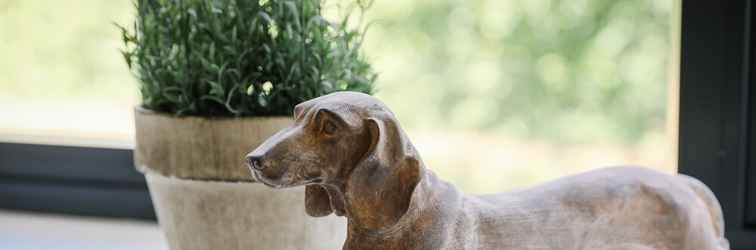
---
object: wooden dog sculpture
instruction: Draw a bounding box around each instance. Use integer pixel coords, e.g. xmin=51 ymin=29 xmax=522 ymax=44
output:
xmin=246 ymin=91 xmax=729 ymax=250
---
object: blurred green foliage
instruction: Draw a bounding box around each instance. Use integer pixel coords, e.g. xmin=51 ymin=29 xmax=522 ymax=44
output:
xmin=119 ymin=0 xmax=375 ymax=116
xmin=365 ymin=0 xmax=672 ymax=144
xmin=0 ymin=0 xmax=138 ymax=103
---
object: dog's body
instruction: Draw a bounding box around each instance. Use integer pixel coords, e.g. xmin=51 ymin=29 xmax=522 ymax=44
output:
xmin=347 ymin=167 xmax=728 ymax=250
xmin=246 ymin=92 xmax=729 ymax=250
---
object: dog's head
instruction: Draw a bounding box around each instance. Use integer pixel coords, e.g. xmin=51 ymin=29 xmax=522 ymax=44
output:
xmin=246 ymin=91 xmax=421 ymax=219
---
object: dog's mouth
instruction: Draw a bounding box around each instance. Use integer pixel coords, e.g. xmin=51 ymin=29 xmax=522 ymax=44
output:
xmin=251 ymin=169 xmax=314 ymax=188
xmin=251 ymin=169 xmax=322 ymax=188
xmin=251 ymin=170 xmax=286 ymax=188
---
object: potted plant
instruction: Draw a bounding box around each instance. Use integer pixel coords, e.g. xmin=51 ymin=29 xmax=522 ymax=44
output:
xmin=118 ymin=0 xmax=375 ymax=249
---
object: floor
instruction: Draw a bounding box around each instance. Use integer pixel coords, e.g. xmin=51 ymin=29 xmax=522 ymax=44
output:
xmin=0 ymin=209 xmax=167 ymax=250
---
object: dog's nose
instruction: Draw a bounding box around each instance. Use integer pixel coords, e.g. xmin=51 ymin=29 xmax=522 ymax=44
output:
xmin=246 ymin=155 xmax=265 ymax=170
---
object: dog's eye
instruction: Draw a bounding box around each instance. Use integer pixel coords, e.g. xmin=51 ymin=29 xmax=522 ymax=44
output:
xmin=323 ymin=120 xmax=337 ymax=135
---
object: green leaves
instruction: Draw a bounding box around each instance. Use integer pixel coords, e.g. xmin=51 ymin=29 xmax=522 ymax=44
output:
xmin=120 ymin=0 xmax=375 ymax=116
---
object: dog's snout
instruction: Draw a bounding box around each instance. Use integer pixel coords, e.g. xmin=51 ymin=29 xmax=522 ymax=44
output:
xmin=246 ymin=154 xmax=265 ymax=170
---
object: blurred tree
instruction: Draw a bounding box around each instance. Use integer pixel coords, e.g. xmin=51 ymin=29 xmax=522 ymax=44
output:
xmin=364 ymin=0 xmax=672 ymax=144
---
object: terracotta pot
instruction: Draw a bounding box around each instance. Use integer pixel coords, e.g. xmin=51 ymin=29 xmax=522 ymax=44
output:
xmin=133 ymin=108 xmax=346 ymax=250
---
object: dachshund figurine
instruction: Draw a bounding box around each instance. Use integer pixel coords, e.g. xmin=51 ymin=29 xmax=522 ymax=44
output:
xmin=246 ymin=92 xmax=729 ymax=250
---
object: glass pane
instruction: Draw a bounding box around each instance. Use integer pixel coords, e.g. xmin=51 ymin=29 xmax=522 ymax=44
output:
xmin=0 ymin=0 xmax=138 ymax=148
xmin=1 ymin=0 xmax=679 ymax=192
xmin=364 ymin=0 xmax=680 ymax=193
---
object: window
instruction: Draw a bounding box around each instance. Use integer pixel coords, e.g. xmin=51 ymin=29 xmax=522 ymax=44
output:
xmin=0 ymin=0 xmax=150 ymax=218
xmin=2 ymin=0 xmax=675 ymax=210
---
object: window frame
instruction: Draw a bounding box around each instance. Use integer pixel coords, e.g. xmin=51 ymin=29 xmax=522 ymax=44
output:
xmin=678 ymin=0 xmax=756 ymax=249
xmin=0 ymin=142 xmax=154 ymax=220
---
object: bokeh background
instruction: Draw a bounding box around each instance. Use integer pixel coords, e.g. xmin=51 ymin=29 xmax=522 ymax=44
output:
xmin=0 ymin=0 xmax=679 ymax=194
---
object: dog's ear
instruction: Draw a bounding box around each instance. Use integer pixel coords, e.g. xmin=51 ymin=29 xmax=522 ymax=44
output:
xmin=364 ymin=116 xmax=409 ymax=165
xmin=366 ymin=114 xmax=421 ymax=163
xmin=305 ymin=185 xmax=333 ymax=217
xmin=346 ymin=114 xmax=421 ymax=228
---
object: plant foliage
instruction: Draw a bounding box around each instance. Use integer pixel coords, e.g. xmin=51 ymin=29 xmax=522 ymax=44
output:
xmin=118 ymin=0 xmax=376 ymax=116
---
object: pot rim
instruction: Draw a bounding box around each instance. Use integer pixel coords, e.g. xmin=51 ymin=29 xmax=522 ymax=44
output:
xmin=134 ymin=106 xmax=293 ymax=181
xmin=135 ymin=106 xmax=292 ymax=121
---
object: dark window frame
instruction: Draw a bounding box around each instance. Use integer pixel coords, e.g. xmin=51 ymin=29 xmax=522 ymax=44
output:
xmin=0 ymin=142 xmax=154 ymax=220
xmin=678 ymin=0 xmax=756 ymax=249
